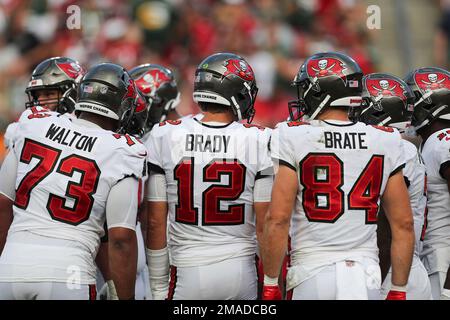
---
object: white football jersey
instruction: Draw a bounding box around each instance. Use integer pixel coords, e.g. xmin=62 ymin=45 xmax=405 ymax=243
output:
xmin=141 ymin=113 xmax=204 ymax=145
xmin=145 ymin=117 xmax=272 ymax=267
xmin=0 ymin=107 xmax=147 ymax=284
xmin=3 ymin=112 xmax=76 ymax=150
xmin=420 ymin=128 xmax=450 ymax=257
xmin=3 ymin=122 xmax=18 ymax=150
xmin=271 ymin=119 xmax=405 ymax=264
xmin=401 ymin=139 xmax=427 ymax=258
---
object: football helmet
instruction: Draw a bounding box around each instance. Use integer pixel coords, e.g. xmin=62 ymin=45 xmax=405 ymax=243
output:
xmin=193 ymin=52 xmax=258 ymax=123
xmin=75 ymin=63 xmax=146 ymax=135
xmin=289 ymin=52 xmax=363 ymax=121
xmin=359 ymin=73 xmax=415 ymax=132
xmin=129 ymin=63 xmax=180 ymax=131
xmin=126 ymin=90 xmax=151 ymax=138
xmin=25 ymin=57 xmax=84 ymax=114
xmin=404 ymin=67 xmax=450 ymax=130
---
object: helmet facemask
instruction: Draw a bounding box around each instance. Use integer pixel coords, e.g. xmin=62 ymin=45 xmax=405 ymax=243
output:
xmin=26 ymin=85 xmax=76 ymax=114
xmin=231 ymin=81 xmax=258 ymax=123
xmin=288 ymin=79 xmax=310 ymax=121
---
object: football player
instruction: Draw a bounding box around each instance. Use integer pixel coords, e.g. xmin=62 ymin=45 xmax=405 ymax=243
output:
xmin=0 ymin=63 xmax=148 ymax=299
xmin=359 ymin=73 xmax=432 ymax=299
xmin=94 ymin=90 xmax=150 ymax=300
xmin=145 ymin=53 xmax=273 ymax=300
xmin=127 ymin=63 xmax=182 ymax=300
xmin=4 ymin=57 xmax=84 ymax=150
xmin=262 ymin=52 xmax=414 ymax=300
xmin=405 ymin=67 xmax=450 ymax=300
xmin=130 ymin=64 xmax=182 ymax=134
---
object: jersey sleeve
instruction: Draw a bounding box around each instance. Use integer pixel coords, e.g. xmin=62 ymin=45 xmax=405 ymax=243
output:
xmin=8 ymin=108 xmax=57 ymax=149
xmin=17 ymin=106 xmax=53 ymax=123
xmin=106 ymin=176 xmax=139 ymax=230
xmin=145 ymin=126 xmax=165 ymax=175
xmin=256 ymin=128 xmax=274 ymax=179
xmin=116 ymin=138 xmax=148 ymax=182
xmin=401 ymin=140 xmax=419 ymax=187
xmin=270 ymin=122 xmax=297 ymax=171
xmin=387 ymin=130 xmax=406 ymax=177
xmin=434 ymin=136 xmax=450 ymax=179
xmin=0 ymin=150 xmax=18 ymax=200
xmin=3 ymin=122 xmax=18 ymax=149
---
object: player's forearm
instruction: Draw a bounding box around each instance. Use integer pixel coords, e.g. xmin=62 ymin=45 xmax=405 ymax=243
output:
xmin=95 ymin=241 xmax=111 ymax=281
xmin=147 ymin=224 xmax=167 ymax=249
xmin=146 ymin=201 xmax=168 ymax=250
xmin=254 ymin=201 xmax=270 ymax=245
xmin=389 ymin=221 xmax=414 ymax=286
xmin=382 ymin=172 xmax=414 ymax=286
xmin=138 ymin=203 xmax=148 ymax=245
xmin=108 ymin=229 xmax=138 ymax=299
xmin=146 ymin=201 xmax=170 ymax=300
xmin=261 ymin=215 xmax=289 ymax=278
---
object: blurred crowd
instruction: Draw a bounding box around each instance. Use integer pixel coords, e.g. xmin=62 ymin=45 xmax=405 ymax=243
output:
xmin=0 ymin=0 xmax=382 ymax=160
xmin=0 ymin=0 xmax=377 ymax=119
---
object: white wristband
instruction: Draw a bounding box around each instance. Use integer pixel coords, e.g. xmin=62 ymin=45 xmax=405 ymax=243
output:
xmin=146 ymin=247 xmax=170 ymax=300
xmin=106 ymin=280 xmax=119 ymax=300
xmin=440 ymin=289 xmax=450 ymax=300
xmin=264 ymin=275 xmax=278 ymax=286
xmin=390 ymin=284 xmax=407 ymax=292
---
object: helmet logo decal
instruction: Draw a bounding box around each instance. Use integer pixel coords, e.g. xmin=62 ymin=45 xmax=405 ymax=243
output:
xmin=135 ymin=70 xmax=171 ymax=96
xmin=123 ymin=79 xmax=137 ymax=101
xmin=414 ymin=71 xmax=450 ymax=93
xmin=135 ymin=95 xmax=147 ymax=113
xmin=307 ymin=57 xmax=347 ymax=85
xmin=366 ymin=78 xmax=407 ymax=100
xmin=222 ymin=59 xmax=255 ymax=81
xmin=56 ymin=61 xmax=82 ymax=79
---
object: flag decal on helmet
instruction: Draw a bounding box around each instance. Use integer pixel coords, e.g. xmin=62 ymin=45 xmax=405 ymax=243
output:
xmin=348 ymin=80 xmax=359 ymax=88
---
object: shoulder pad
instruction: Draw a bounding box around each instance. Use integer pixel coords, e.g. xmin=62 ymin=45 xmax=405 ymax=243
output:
xmin=112 ymin=133 xmax=144 ymax=148
xmin=19 ymin=106 xmax=53 ymax=121
xmin=437 ymin=129 xmax=450 ymax=141
xmin=286 ymin=120 xmax=310 ymax=127
xmin=159 ymin=119 xmax=182 ymax=127
xmin=370 ymin=124 xmax=395 ymax=133
xmin=242 ymin=123 xmax=267 ymax=131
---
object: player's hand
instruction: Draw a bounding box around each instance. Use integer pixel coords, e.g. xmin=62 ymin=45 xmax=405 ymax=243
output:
xmin=386 ymin=290 xmax=406 ymax=300
xmin=262 ymin=285 xmax=282 ymax=300
xmin=98 ymin=280 xmax=119 ymax=300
